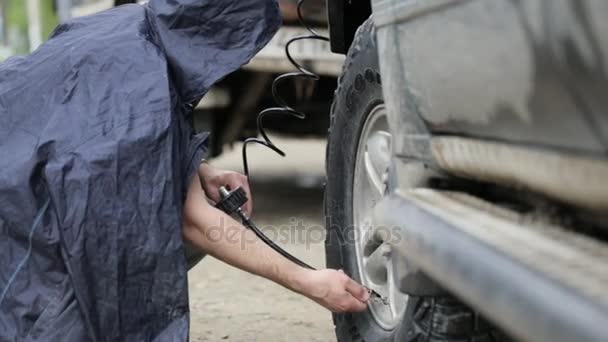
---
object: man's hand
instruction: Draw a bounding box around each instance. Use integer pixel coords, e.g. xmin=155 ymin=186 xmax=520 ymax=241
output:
xmin=198 ymin=162 xmax=253 ymax=216
xmin=296 ymin=269 xmax=370 ymax=313
xmin=183 ymin=175 xmax=368 ymax=313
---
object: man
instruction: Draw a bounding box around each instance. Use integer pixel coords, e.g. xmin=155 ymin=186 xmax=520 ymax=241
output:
xmin=0 ymin=0 xmax=367 ymax=340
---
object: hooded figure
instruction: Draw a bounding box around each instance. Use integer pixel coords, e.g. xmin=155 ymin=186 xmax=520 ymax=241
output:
xmin=0 ymin=1 xmax=281 ymax=340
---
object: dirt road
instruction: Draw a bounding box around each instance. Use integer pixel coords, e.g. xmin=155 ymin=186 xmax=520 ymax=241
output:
xmin=188 ymin=138 xmax=336 ymax=341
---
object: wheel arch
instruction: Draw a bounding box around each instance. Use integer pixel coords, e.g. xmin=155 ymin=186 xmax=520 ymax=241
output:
xmin=327 ymin=0 xmax=372 ymax=54
xmin=114 ymin=0 xmax=136 ymax=6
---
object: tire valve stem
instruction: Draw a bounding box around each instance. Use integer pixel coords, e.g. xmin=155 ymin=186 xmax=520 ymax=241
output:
xmin=368 ymin=288 xmax=389 ymax=305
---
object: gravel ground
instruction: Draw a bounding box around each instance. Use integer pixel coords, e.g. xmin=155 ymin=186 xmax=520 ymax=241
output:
xmin=188 ymin=138 xmax=336 ymax=341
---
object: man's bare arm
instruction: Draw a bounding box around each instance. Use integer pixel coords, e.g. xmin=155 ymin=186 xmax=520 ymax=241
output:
xmin=183 ymin=174 xmax=369 ymax=312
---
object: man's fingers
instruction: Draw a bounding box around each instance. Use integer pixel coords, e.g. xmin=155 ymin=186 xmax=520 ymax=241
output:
xmin=206 ymin=190 xmax=220 ymax=203
xmin=226 ymin=177 xmax=251 ymax=215
xmin=350 ymin=296 xmax=368 ymax=312
xmin=241 ymin=179 xmax=253 ymax=216
xmin=224 ymin=174 xmax=253 ymax=216
xmin=345 ymin=277 xmax=370 ymax=302
xmin=339 ymin=293 xmax=367 ymax=313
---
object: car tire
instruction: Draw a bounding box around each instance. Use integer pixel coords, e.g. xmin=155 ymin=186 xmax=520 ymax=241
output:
xmin=324 ymin=18 xmax=505 ymax=342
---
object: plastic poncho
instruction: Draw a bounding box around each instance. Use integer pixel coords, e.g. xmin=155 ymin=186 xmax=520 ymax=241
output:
xmin=0 ymin=1 xmax=280 ymax=340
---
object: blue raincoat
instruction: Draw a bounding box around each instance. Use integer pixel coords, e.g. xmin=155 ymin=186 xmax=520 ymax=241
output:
xmin=0 ymin=1 xmax=280 ymax=340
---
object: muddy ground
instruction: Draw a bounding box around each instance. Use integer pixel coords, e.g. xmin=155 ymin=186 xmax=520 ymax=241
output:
xmin=188 ymin=138 xmax=336 ymax=341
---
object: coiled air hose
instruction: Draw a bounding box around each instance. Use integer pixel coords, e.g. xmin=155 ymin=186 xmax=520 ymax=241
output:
xmin=224 ymin=0 xmax=387 ymax=303
xmin=239 ymin=0 xmax=328 ymax=270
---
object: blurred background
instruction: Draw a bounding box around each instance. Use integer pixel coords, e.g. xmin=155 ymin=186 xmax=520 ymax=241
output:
xmin=0 ymin=0 xmax=59 ymax=58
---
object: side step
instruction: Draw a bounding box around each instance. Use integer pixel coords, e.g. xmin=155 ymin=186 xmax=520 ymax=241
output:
xmin=431 ymin=137 xmax=608 ymax=211
xmin=375 ymin=189 xmax=608 ymax=342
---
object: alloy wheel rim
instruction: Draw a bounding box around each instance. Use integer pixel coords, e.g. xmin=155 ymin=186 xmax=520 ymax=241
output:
xmin=352 ymin=104 xmax=408 ymax=330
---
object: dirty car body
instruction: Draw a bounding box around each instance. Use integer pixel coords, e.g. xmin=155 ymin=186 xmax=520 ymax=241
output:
xmin=325 ymin=0 xmax=608 ymax=341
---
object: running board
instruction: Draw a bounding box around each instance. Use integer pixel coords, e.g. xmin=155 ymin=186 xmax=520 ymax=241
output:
xmin=374 ymin=189 xmax=608 ymax=342
xmin=430 ymin=137 xmax=608 ymax=211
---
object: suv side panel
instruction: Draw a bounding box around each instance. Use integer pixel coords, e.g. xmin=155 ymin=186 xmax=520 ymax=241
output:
xmin=373 ymin=0 xmax=608 ymax=156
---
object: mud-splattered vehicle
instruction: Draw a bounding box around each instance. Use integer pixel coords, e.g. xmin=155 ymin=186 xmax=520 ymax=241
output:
xmin=324 ymin=1 xmax=608 ymax=341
